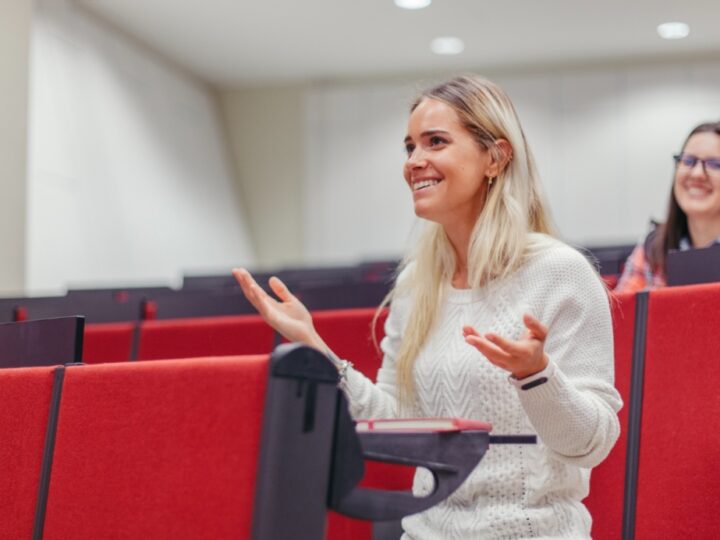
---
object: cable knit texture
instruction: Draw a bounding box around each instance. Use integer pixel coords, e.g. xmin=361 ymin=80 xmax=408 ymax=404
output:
xmin=341 ymin=234 xmax=622 ymax=539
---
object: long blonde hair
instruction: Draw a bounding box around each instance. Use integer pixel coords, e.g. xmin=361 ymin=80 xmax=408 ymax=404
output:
xmin=377 ymin=75 xmax=555 ymax=409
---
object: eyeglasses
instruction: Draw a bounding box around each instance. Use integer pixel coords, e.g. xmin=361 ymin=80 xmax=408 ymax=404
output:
xmin=673 ymin=153 xmax=720 ymax=177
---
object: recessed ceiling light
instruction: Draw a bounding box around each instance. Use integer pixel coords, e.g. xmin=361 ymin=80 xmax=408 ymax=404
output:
xmin=394 ymin=0 xmax=432 ymax=9
xmin=430 ymin=37 xmax=464 ymax=55
xmin=657 ymin=22 xmax=690 ymax=40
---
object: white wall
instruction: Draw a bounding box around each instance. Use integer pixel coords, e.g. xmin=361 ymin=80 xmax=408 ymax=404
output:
xmin=303 ymin=61 xmax=720 ymax=263
xmin=220 ymin=86 xmax=306 ymax=270
xmin=26 ymin=0 xmax=720 ymax=287
xmin=27 ymin=0 xmax=255 ymax=293
xmin=303 ymin=82 xmax=419 ymax=264
xmin=0 ymin=0 xmax=32 ymax=295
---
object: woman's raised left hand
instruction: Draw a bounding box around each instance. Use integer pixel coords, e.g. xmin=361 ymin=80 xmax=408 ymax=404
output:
xmin=463 ymin=313 xmax=549 ymax=379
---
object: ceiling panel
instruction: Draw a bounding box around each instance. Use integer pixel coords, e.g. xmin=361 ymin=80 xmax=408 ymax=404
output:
xmin=76 ymin=0 xmax=720 ymax=86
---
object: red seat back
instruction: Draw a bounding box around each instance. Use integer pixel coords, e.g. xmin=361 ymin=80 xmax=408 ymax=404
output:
xmin=137 ymin=314 xmax=274 ymax=360
xmin=0 ymin=366 xmax=56 ymax=540
xmin=83 ymin=322 xmax=136 ymax=363
xmin=43 ymin=356 xmax=268 ymax=539
xmin=585 ymin=292 xmax=635 ymax=539
xmin=312 ymin=308 xmax=387 ymax=377
xmin=635 ymin=283 xmax=720 ymax=538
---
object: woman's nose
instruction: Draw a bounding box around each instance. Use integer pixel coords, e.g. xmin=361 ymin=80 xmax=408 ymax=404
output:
xmin=406 ymin=148 xmax=428 ymax=168
xmin=689 ymin=160 xmax=708 ymax=177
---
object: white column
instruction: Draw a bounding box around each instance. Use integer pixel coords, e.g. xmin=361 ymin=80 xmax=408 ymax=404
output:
xmin=0 ymin=0 xmax=32 ymax=294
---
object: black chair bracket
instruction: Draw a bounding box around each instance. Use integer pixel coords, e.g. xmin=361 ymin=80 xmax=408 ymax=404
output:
xmin=327 ymin=392 xmax=536 ymax=522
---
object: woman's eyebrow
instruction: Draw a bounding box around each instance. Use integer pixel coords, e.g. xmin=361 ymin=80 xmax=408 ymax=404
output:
xmin=404 ymin=129 xmax=450 ymax=144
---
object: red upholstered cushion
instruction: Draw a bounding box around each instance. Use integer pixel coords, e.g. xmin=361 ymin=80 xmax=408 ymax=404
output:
xmin=83 ymin=322 xmax=136 ymax=363
xmin=137 ymin=314 xmax=274 ymax=360
xmin=43 ymin=356 xmax=268 ymax=540
xmin=585 ymin=292 xmax=635 ymax=539
xmin=0 ymin=366 xmax=56 ymax=539
xmin=635 ymin=283 xmax=720 ymax=538
xmin=325 ymin=514 xmax=372 ymax=540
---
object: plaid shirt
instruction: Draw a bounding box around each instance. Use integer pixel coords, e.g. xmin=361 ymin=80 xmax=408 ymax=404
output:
xmin=613 ymin=244 xmax=666 ymax=293
xmin=614 ymin=236 xmax=720 ymax=293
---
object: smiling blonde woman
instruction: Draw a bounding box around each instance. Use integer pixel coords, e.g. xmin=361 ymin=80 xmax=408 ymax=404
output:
xmin=234 ymin=75 xmax=621 ymax=539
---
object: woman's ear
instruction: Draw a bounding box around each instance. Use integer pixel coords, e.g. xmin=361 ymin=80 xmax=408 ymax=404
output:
xmin=487 ymin=139 xmax=513 ymax=177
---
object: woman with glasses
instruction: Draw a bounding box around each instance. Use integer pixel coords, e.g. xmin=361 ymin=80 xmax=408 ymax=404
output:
xmin=234 ymin=75 xmax=620 ymax=538
xmin=615 ymin=121 xmax=720 ymax=293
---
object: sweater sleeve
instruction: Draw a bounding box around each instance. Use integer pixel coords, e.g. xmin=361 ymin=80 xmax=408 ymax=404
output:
xmin=339 ymin=293 xmax=408 ymax=420
xmin=513 ymin=248 xmax=622 ymax=469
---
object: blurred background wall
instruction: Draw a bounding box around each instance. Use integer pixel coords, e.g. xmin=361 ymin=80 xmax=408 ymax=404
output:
xmin=27 ymin=0 xmax=254 ymax=293
xmin=3 ymin=0 xmax=719 ymax=293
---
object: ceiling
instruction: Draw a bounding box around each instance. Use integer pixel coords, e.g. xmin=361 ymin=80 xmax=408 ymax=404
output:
xmin=77 ymin=0 xmax=720 ymax=87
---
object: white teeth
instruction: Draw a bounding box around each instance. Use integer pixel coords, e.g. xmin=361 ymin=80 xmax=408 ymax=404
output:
xmin=413 ymin=179 xmax=440 ymax=191
xmin=687 ymin=186 xmax=710 ymax=197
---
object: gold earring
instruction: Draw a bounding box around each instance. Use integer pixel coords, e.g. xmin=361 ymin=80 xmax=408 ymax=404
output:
xmin=488 ymin=177 xmax=494 ymax=187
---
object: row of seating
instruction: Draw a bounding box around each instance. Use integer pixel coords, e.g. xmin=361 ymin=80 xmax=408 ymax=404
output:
xmin=2 ymin=345 xmax=518 ymax=540
xmin=0 ymin=243 xmax=634 ymax=325
xmin=82 ymin=308 xmax=388 ymax=365
xmin=0 ymin=281 xmax=392 ymax=325
xmin=3 ymin=278 xmax=717 ymax=538
xmin=585 ymin=282 xmax=720 ymax=539
xmin=81 ymin=281 xmax=720 ymax=539
xmin=182 ymin=260 xmax=400 ymax=291
xmin=181 ymin=247 xmax=634 ymax=292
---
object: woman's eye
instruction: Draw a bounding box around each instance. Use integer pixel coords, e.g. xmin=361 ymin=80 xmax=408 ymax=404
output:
xmin=404 ymin=144 xmax=415 ymax=156
xmin=706 ymin=159 xmax=720 ymax=171
xmin=429 ymin=136 xmax=447 ymax=146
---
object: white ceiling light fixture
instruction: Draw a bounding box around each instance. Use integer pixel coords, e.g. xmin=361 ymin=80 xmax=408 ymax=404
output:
xmin=657 ymin=22 xmax=690 ymax=40
xmin=430 ymin=36 xmax=464 ymax=55
xmin=394 ymin=0 xmax=432 ymax=10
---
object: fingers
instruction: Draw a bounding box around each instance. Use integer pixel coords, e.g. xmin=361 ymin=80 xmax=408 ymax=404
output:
xmin=523 ymin=313 xmax=548 ymax=340
xmin=485 ymin=332 xmax=525 ymax=355
xmin=232 ymin=267 xmax=257 ymax=300
xmin=465 ymin=316 xmax=549 ymax=378
xmin=232 ymin=267 xmax=255 ymax=289
xmin=232 ymin=268 xmax=275 ymax=316
xmin=464 ymin=334 xmax=512 ymax=368
xmin=462 ymin=325 xmax=481 ymax=338
xmin=464 ymin=324 xmax=523 ymax=356
xmin=268 ymin=276 xmax=295 ymax=303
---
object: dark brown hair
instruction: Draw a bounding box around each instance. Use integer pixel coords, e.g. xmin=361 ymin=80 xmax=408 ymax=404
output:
xmin=647 ymin=121 xmax=720 ymax=273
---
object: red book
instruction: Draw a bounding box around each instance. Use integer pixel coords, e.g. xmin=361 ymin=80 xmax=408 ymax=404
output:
xmin=355 ymin=417 xmax=492 ymax=433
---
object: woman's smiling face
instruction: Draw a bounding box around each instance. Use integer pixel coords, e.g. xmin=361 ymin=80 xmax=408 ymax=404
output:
xmin=403 ymin=98 xmax=498 ymax=230
xmin=673 ymin=131 xmax=720 ymax=222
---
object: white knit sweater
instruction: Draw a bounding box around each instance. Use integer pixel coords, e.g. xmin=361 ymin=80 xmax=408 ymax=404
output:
xmin=341 ymin=235 xmax=622 ymax=539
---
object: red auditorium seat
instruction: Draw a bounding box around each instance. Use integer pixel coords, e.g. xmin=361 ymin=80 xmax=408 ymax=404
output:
xmin=42 ymin=356 xmax=269 ymax=539
xmin=634 ymin=283 xmax=720 ymax=539
xmin=0 ymin=366 xmax=57 ymax=539
xmin=83 ymin=322 xmax=137 ymax=363
xmin=136 ymin=314 xmax=274 ymax=360
xmin=585 ymin=291 xmax=635 ymax=540
xmin=10 ymin=341 xmax=526 ymax=539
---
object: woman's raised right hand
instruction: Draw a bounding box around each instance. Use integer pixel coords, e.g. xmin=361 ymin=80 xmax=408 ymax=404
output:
xmin=232 ymin=268 xmax=325 ymax=350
